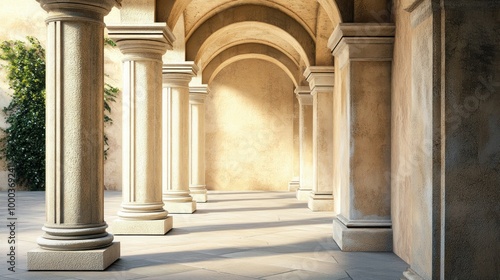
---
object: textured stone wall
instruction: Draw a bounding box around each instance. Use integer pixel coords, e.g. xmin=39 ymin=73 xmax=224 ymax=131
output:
xmin=441 ymin=1 xmax=499 ymax=277
xmin=392 ymin=0 xmax=500 ymax=278
xmin=205 ymin=59 xmax=295 ymax=191
xmin=392 ymin=0 xmax=435 ymax=278
xmin=392 ymin=0 xmax=436 ymax=278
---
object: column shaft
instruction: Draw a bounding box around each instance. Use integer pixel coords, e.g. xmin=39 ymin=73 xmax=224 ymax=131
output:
xmin=288 ymin=96 xmax=301 ymax=191
xmin=189 ymin=86 xmax=209 ymax=202
xmin=329 ymin=23 xmax=395 ymax=251
xmin=305 ymin=67 xmax=335 ymax=211
xmin=163 ymin=63 xmax=198 ymax=213
xmin=295 ymin=87 xmax=314 ymax=201
xmin=28 ymin=0 xmax=120 ymax=271
xmin=107 ymin=24 xmax=174 ymax=235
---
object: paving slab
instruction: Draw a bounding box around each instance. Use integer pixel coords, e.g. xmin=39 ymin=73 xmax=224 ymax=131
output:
xmin=0 ymin=191 xmax=407 ymax=279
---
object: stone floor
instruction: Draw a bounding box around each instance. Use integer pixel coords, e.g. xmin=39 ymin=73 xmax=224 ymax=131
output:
xmin=0 ymin=191 xmax=408 ymax=279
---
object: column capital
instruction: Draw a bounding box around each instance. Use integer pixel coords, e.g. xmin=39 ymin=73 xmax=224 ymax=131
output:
xmin=38 ymin=0 xmax=120 ymax=22
xmin=295 ymin=86 xmax=312 ymax=105
xmin=328 ymin=23 xmax=395 ymax=67
xmin=303 ymin=66 xmax=334 ymax=95
xmin=190 ymin=85 xmax=210 ymax=102
xmin=107 ymin=23 xmax=175 ymax=60
xmin=162 ymin=62 xmax=199 ymax=87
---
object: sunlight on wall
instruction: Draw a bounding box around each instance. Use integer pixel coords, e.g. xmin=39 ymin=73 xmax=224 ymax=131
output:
xmin=206 ymin=59 xmax=295 ymax=191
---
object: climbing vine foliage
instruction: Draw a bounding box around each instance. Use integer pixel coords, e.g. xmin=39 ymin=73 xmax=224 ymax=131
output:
xmin=0 ymin=37 xmax=45 ymax=190
xmin=0 ymin=36 xmax=118 ymax=191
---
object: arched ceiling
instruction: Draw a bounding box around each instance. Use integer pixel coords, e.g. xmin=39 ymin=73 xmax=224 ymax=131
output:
xmin=161 ymin=0 xmax=347 ymax=84
xmin=203 ymin=43 xmax=304 ymax=86
xmin=194 ymin=22 xmax=308 ymax=69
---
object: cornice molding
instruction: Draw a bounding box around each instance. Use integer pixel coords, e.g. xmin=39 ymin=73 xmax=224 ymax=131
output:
xmin=328 ymin=23 xmax=395 ymax=53
xmin=303 ymin=66 xmax=334 ymax=95
xmin=107 ymin=23 xmax=175 ymax=58
xmin=162 ymin=62 xmax=199 ymax=87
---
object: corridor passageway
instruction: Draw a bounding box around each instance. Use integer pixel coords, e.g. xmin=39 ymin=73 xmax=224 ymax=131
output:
xmin=1 ymin=191 xmax=408 ymax=279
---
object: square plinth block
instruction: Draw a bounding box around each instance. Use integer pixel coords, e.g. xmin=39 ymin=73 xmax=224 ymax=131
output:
xmin=332 ymin=218 xmax=392 ymax=251
xmin=308 ymin=194 xmax=334 ymax=211
xmin=112 ymin=217 xmax=173 ymax=235
xmin=27 ymin=242 xmax=120 ymax=271
xmin=296 ymin=189 xmax=312 ymax=201
xmin=288 ymin=181 xmax=300 ymax=191
xmin=402 ymin=268 xmax=426 ymax=280
xmin=191 ymin=193 xmax=207 ymax=203
xmin=164 ymin=201 xmax=196 ymax=213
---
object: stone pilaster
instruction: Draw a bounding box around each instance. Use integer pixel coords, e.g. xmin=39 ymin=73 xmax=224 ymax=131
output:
xmin=295 ymin=87 xmax=314 ymax=201
xmin=304 ymin=67 xmax=335 ymax=212
xmin=106 ymin=23 xmax=174 ymax=235
xmin=189 ymin=85 xmax=209 ymax=203
xmin=27 ymin=0 xmax=120 ymax=270
xmin=163 ymin=62 xmax=198 ymax=213
xmin=288 ymin=95 xmax=301 ymax=191
xmin=328 ymin=23 xmax=395 ymax=251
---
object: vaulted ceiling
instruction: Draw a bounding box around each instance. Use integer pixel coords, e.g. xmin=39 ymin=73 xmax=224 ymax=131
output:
xmin=150 ymin=0 xmax=389 ymax=85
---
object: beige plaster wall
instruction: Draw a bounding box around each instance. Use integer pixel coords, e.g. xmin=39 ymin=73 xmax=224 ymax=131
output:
xmin=205 ymin=59 xmax=295 ymax=191
xmin=391 ymin=0 xmax=434 ymax=278
xmin=391 ymin=0 xmax=412 ymax=267
xmin=0 ymin=0 xmax=123 ymax=191
xmin=392 ymin=1 xmax=500 ymax=278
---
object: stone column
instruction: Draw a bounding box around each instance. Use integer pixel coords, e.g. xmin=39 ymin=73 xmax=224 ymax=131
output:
xmin=328 ymin=23 xmax=395 ymax=251
xmin=163 ymin=63 xmax=198 ymax=213
xmin=304 ymin=67 xmax=334 ymax=212
xmin=295 ymin=87 xmax=314 ymax=201
xmin=27 ymin=0 xmax=120 ymax=270
xmin=107 ymin=23 xmax=174 ymax=235
xmin=189 ymin=85 xmax=209 ymax=203
xmin=288 ymin=95 xmax=301 ymax=191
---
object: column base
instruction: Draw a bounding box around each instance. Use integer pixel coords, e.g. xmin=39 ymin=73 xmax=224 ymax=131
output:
xmin=402 ymin=268 xmax=426 ymax=280
xmin=164 ymin=201 xmax=197 ymax=213
xmin=190 ymin=189 xmax=208 ymax=203
xmin=27 ymin=242 xmax=120 ymax=271
xmin=191 ymin=193 xmax=207 ymax=203
xmin=296 ymin=189 xmax=312 ymax=201
xmin=288 ymin=180 xmax=300 ymax=191
xmin=308 ymin=194 xmax=334 ymax=211
xmin=112 ymin=216 xmax=173 ymax=235
xmin=332 ymin=218 xmax=392 ymax=251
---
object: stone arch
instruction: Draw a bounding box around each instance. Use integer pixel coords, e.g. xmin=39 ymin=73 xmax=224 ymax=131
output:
xmin=315 ymin=3 xmax=336 ymax=66
xmin=317 ymin=0 xmax=351 ymax=24
xmin=183 ymin=0 xmax=316 ymax=40
xmin=203 ymin=43 xmax=303 ymax=87
xmin=185 ymin=4 xmax=315 ymax=66
xmin=205 ymin=54 xmax=299 ymax=87
xmin=194 ymin=22 xmax=310 ymax=69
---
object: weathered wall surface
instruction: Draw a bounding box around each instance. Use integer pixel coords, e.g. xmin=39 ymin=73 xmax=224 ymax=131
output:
xmin=392 ymin=0 xmax=500 ymax=279
xmin=392 ymin=0 xmax=434 ymax=278
xmin=390 ymin=0 xmax=411 ymax=264
xmin=205 ymin=59 xmax=295 ymax=191
xmin=441 ymin=1 xmax=500 ymax=278
xmin=0 ymin=0 xmax=123 ymax=191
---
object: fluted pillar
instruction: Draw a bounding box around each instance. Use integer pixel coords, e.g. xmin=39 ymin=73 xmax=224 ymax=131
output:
xmin=328 ymin=23 xmax=394 ymax=251
xmin=163 ymin=63 xmax=198 ymax=213
xmin=27 ymin=0 xmax=120 ymax=270
xmin=189 ymin=85 xmax=209 ymax=202
xmin=107 ymin=23 xmax=174 ymax=235
xmin=295 ymin=87 xmax=314 ymax=201
xmin=304 ymin=67 xmax=335 ymax=212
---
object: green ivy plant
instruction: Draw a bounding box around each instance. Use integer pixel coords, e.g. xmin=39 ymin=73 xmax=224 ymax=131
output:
xmin=0 ymin=36 xmax=118 ymax=190
xmin=104 ymin=82 xmax=118 ymax=159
